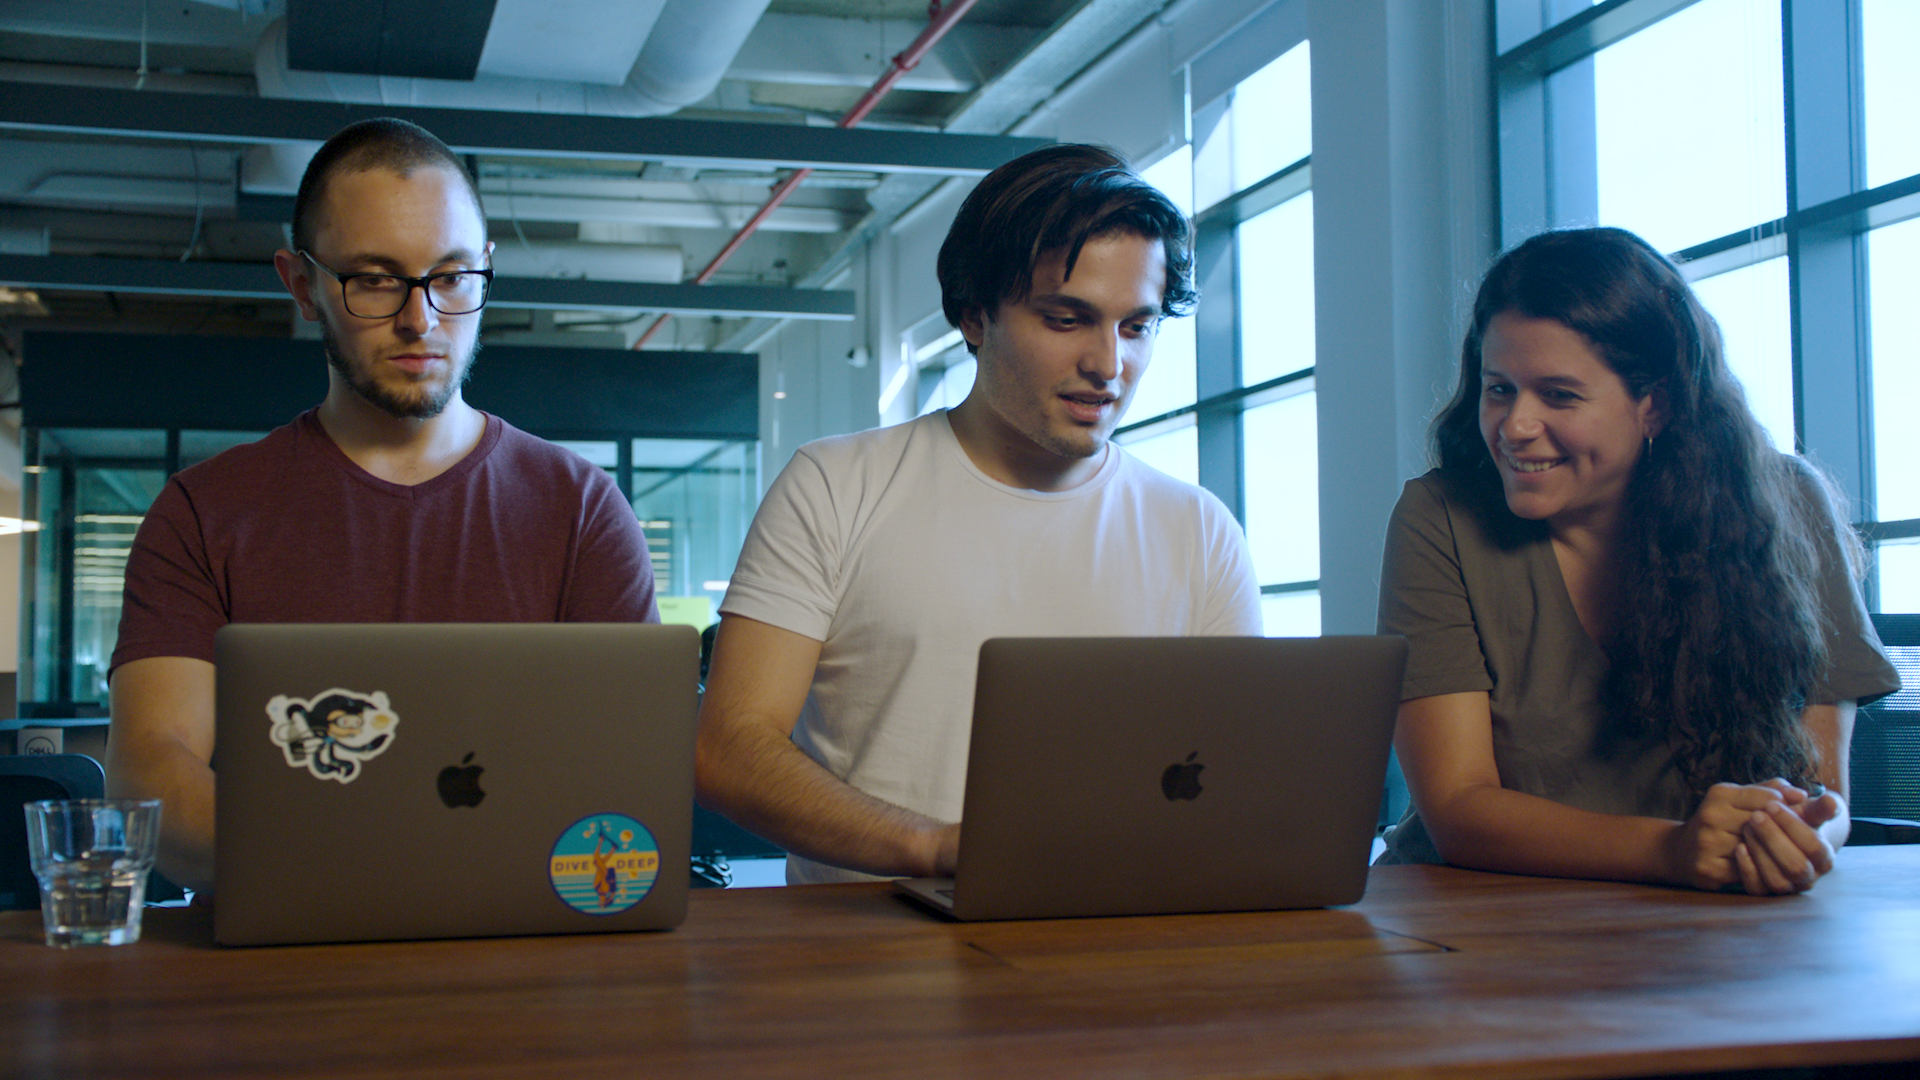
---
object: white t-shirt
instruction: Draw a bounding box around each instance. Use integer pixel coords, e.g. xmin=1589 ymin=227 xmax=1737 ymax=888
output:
xmin=720 ymin=409 xmax=1264 ymax=882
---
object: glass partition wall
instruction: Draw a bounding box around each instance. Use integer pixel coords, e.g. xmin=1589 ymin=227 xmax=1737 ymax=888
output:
xmin=21 ymin=429 xmax=179 ymax=712
xmin=554 ymin=437 xmax=760 ymax=625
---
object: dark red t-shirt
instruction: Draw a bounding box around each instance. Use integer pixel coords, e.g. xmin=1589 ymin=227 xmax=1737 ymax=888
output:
xmin=112 ymin=409 xmax=658 ymax=671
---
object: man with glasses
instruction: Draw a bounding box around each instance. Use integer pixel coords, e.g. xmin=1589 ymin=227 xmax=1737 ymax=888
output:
xmin=105 ymin=118 xmax=658 ymax=894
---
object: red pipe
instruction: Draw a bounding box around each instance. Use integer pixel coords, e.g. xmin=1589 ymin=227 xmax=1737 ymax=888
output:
xmin=634 ymin=0 xmax=982 ymax=349
xmin=838 ymin=0 xmax=980 ymax=129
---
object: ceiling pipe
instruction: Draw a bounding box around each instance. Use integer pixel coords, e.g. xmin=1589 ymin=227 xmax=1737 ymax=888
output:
xmin=634 ymin=0 xmax=982 ymax=350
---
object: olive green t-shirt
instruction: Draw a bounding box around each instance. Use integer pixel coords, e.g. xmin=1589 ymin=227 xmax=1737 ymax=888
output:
xmin=1376 ymin=467 xmax=1900 ymax=865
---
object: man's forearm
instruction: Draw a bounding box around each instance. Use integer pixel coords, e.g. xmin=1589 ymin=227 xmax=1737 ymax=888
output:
xmin=106 ymin=736 xmax=216 ymax=893
xmin=108 ymin=656 xmax=219 ymax=894
xmin=695 ymin=722 xmax=953 ymax=879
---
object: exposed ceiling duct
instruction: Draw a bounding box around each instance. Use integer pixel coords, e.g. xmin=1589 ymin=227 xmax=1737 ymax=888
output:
xmin=475 ymin=1 xmax=667 ymax=85
xmin=635 ymin=0 xmax=983 ymax=349
xmin=719 ymin=0 xmax=1175 ymax=355
xmin=256 ymin=0 xmax=772 ymax=117
xmin=623 ymin=0 xmax=774 ymax=114
xmin=0 ymin=0 xmax=1089 ymax=346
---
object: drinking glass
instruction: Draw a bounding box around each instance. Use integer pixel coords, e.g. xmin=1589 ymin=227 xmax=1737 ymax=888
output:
xmin=23 ymin=799 xmax=163 ymax=947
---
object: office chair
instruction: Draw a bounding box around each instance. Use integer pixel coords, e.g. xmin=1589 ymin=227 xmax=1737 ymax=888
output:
xmin=689 ymin=804 xmax=786 ymax=888
xmin=1 ymin=754 xmax=107 ymax=910
xmin=0 ymin=753 xmax=191 ymax=908
xmin=1848 ymin=614 xmax=1920 ymax=845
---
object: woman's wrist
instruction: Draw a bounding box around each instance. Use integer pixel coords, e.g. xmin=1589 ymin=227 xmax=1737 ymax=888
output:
xmin=1654 ymin=819 xmax=1687 ymax=888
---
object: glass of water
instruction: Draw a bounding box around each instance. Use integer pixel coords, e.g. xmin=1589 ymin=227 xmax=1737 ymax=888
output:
xmin=23 ymin=799 xmax=163 ymax=947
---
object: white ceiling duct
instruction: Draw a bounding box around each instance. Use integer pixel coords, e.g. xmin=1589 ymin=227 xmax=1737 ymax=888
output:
xmin=622 ymin=0 xmax=772 ymax=113
xmin=0 ymin=59 xmax=253 ymax=95
xmin=476 ymin=0 xmax=668 ymax=86
xmin=0 ymin=227 xmax=51 ymax=256
xmin=253 ymin=0 xmax=770 ymax=117
xmin=239 ymin=142 xmax=320 ymax=196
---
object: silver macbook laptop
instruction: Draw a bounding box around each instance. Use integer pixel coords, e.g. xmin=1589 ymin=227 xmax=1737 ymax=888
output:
xmin=897 ymin=635 xmax=1407 ymax=921
xmin=214 ymin=622 xmax=697 ymax=946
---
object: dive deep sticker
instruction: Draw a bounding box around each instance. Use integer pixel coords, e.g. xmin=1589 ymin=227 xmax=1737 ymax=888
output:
xmin=550 ymin=814 xmax=659 ymax=915
xmin=266 ymin=689 xmax=399 ymax=783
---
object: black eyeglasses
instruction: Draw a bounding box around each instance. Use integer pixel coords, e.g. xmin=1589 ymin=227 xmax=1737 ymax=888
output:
xmin=300 ymin=251 xmax=493 ymax=319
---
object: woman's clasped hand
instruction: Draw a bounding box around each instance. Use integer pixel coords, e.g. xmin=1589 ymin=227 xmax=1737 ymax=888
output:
xmin=1667 ymin=779 xmax=1841 ymax=895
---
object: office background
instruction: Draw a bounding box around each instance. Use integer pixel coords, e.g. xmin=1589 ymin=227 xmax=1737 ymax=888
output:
xmin=0 ymin=0 xmax=1912 ymax=734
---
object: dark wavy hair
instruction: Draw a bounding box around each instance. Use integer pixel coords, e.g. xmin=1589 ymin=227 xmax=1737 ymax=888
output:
xmin=292 ymin=117 xmax=487 ymax=255
xmin=1431 ymin=227 xmax=1851 ymax=795
xmin=937 ymin=144 xmax=1196 ymax=352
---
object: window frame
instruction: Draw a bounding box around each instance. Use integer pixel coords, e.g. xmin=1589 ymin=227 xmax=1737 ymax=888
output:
xmin=1119 ymin=103 xmax=1320 ymax=620
xmin=1496 ymin=0 xmax=1920 ymax=609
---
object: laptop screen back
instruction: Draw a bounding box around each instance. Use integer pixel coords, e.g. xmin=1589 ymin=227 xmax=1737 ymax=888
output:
xmin=213 ymin=622 xmax=697 ymax=945
xmin=932 ymin=635 xmax=1405 ymax=921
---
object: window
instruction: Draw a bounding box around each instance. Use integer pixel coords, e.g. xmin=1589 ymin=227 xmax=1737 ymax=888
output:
xmin=1870 ymin=217 xmax=1920 ymax=524
xmin=1122 ymin=148 xmax=1203 ymax=487
xmin=1237 ymin=192 xmax=1315 ymax=386
xmin=1497 ymin=0 xmax=1920 ymax=612
xmin=21 ymin=429 xmax=174 ymax=708
xmin=1242 ymin=390 xmax=1319 ymax=636
xmin=1119 ymin=40 xmax=1319 ymax=635
xmin=1590 ymin=0 xmax=1785 ymax=255
xmin=1687 ymin=257 xmax=1793 ymax=450
xmin=628 ymin=438 xmax=760 ymax=622
xmin=1131 ymin=146 xmax=1199 ymax=430
xmin=893 ymin=312 xmax=975 ymax=422
xmin=554 ymin=437 xmax=761 ymax=626
xmin=1863 ymin=0 xmax=1920 ymax=188
xmin=1869 ymin=216 xmax=1920 ymax=610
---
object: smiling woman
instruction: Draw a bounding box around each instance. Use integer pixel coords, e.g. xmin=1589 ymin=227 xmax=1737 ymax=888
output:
xmin=1374 ymin=227 xmax=1901 ymax=897
xmin=1476 ymin=310 xmax=1663 ymax=539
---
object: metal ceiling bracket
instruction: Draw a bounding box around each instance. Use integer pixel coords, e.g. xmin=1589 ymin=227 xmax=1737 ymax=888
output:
xmin=0 ymin=81 xmax=1050 ymax=176
xmin=0 ymin=254 xmax=856 ymax=320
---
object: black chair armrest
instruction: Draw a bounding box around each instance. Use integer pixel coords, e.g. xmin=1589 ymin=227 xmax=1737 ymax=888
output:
xmin=1847 ymin=817 xmax=1920 ymax=846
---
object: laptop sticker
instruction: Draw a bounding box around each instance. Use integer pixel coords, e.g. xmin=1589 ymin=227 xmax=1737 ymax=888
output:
xmin=550 ymin=814 xmax=659 ymax=915
xmin=265 ymin=689 xmax=400 ymax=783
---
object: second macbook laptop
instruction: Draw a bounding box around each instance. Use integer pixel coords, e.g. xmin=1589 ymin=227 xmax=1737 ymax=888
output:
xmin=897 ymin=635 xmax=1407 ymax=921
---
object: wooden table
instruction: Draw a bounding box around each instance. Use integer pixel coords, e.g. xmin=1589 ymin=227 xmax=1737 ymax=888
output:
xmin=5 ymin=847 xmax=1918 ymax=1080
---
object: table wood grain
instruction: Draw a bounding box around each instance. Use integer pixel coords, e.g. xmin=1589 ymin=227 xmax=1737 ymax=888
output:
xmin=4 ymin=847 xmax=1917 ymax=1079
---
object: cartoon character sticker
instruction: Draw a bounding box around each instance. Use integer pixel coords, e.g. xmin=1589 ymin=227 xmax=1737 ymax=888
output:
xmin=549 ymin=813 xmax=658 ymax=915
xmin=266 ymin=689 xmax=399 ymax=783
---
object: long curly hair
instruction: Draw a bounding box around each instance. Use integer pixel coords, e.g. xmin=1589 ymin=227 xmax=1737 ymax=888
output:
xmin=1431 ymin=227 xmax=1851 ymax=795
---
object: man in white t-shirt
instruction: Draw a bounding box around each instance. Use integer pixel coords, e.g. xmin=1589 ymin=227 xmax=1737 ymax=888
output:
xmin=696 ymin=145 xmax=1264 ymax=884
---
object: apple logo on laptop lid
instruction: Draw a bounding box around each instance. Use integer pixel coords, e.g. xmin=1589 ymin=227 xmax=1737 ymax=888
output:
xmin=1161 ymin=751 xmax=1204 ymax=801
xmin=438 ymin=752 xmax=486 ymax=808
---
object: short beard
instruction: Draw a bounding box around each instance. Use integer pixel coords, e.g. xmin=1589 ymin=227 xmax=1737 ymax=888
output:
xmin=321 ymin=322 xmax=478 ymax=420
